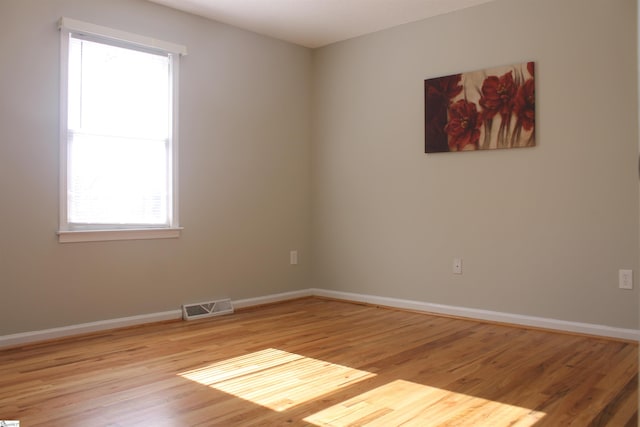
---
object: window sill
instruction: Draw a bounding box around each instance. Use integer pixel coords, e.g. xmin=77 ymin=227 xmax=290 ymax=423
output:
xmin=57 ymin=227 xmax=183 ymax=243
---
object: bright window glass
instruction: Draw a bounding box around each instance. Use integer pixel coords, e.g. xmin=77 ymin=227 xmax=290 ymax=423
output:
xmin=66 ymin=37 xmax=171 ymax=226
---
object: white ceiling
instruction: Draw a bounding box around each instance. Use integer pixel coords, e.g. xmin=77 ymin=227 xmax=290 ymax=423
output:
xmin=147 ymin=0 xmax=498 ymax=48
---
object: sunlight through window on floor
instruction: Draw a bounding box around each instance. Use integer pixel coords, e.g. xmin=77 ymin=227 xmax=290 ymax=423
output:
xmin=179 ymin=348 xmax=376 ymax=412
xmin=304 ymin=379 xmax=546 ymax=426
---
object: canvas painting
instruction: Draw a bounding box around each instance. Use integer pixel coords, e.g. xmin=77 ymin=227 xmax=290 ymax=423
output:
xmin=425 ymin=61 xmax=535 ymax=153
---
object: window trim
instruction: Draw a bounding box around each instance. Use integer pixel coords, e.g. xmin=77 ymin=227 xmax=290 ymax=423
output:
xmin=58 ymin=18 xmax=187 ymax=56
xmin=57 ymin=18 xmax=187 ymax=243
xmin=57 ymin=228 xmax=183 ymax=243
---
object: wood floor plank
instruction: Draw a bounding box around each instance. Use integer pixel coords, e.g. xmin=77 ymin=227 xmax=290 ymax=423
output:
xmin=0 ymin=297 xmax=636 ymax=426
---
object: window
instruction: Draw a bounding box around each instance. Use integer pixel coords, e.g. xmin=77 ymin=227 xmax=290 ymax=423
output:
xmin=58 ymin=18 xmax=186 ymax=243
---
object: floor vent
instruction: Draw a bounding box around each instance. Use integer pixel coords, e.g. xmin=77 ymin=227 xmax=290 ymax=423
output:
xmin=182 ymin=298 xmax=234 ymax=320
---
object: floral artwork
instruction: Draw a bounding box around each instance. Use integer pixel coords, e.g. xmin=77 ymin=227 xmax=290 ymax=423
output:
xmin=425 ymin=61 xmax=535 ymax=153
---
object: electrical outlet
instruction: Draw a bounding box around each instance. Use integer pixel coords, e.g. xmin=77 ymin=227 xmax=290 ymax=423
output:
xmin=619 ymin=269 xmax=633 ymax=289
xmin=453 ymin=258 xmax=462 ymax=275
xmin=290 ymin=250 xmax=298 ymax=265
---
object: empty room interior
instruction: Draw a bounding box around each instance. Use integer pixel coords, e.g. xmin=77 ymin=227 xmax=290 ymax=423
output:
xmin=1 ymin=0 xmax=639 ymax=425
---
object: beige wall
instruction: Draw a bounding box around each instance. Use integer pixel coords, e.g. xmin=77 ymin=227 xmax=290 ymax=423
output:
xmin=311 ymin=0 xmax=640 ymax=329
xmin=0 ymin=0 xmax=311 ymax=335
xmin=1 ymin=0 xmax=638 ymax=336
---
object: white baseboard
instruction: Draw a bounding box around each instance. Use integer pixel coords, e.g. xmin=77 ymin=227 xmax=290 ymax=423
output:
xmin=0 ymin=290 xmax=314 ymax=349
xmin=310 ymin=288 xmax=640 ymax=342
xmin=233 ymin=289 xmax=314 ymax=309
xmin=1 ymin=288 xmax=637 ymax=349
xmin=0 ymin=310 xmax=182 ymax=349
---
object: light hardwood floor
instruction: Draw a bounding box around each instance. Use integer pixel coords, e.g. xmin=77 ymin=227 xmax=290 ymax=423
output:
xmin=0 ymin=297 xmax=637 ymax=426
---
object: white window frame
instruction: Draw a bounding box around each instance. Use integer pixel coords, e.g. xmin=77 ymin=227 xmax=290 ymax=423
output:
xmin=57 ymin=18 xmax=186 ymax=243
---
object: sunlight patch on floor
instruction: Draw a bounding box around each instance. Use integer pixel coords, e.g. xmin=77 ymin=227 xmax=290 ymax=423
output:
xmin=179 ymin=348 xmax=375 ymax=412
xmin=304 ymin=379 xmax=546 ymax=427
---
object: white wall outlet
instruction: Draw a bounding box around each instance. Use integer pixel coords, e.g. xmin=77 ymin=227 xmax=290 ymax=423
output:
xmin=619 ymin=269 xmax=633 ymax=289
xmin=290 ymin=250 xmax=298 ymax=265
xmin=453 ymin=258 xmax=462 ymax=275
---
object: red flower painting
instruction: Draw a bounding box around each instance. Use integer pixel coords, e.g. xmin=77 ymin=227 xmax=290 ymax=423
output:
xmin=479 ymin=71 xmax=517 ymax=120
xmin=515 ymin=77 xmax=535 ymax=131
xmin=424 ymin=74 xmax=463 ymax=152
xmin=444 ymin=100 xmax=482 ymax=151
xmin=427 ymin=74 xmax=464 ymax=101
xmin=425 ymin=61 xmax=535 ymax=153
